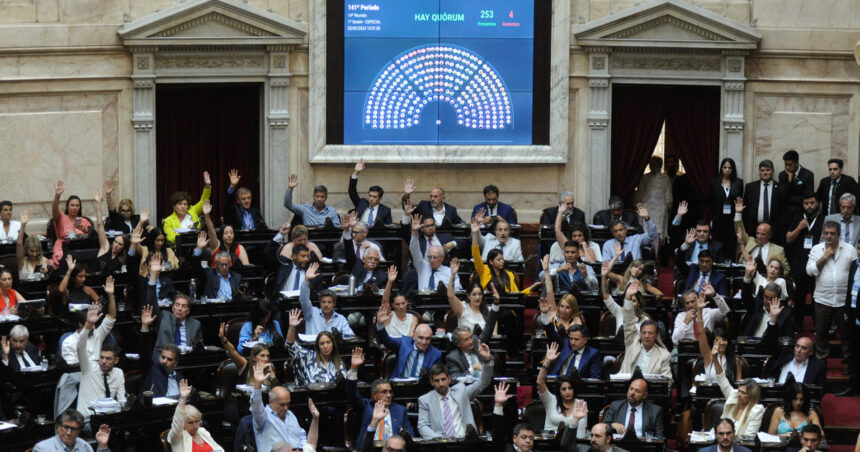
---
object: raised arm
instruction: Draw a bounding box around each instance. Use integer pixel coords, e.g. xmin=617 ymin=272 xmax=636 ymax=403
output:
xmin=299 ymin=263 xmax=319 ymax=320
xmin=554 ymin=202 xmax=570 ymax=249
xmin=694 ymin=292 xmax=714 ymax=368
xmin=93 ymin=190 xmax=110 ymax=257
xmin=537 ymin=342 xmax=559 ymax=394
xmin=446 ymin=258 xmax=464 ymax=316
xmin=621 ymin=280 xmax=640 ymax=348
xmin=189 ymin=171 xmax=212 ymax=218
xmin=168 ymin=379 xmax=193 ymax=445
xmin=103 ymin=275 xmax=117 ymax=319
xmin=51 ymin=180 xmax=64 ymax=223
xmin=306 ymin=398 xmax=320 ymax=450
xmin=542 ymin=254 xmax=558 ymax=317
xmin=218 ymin=322 xmax=247 ymax=370
xmin=58 ymin=254 xmax=76 ymax=295
xmin=104 ymin=181 xmax=116 ymax=213
xmin=381 ymin=265 xmax=397 ymax=315
xmin=202 ymin=200 xmax=219 ymax=251
xmin=283 ymin=174 xmax=299 ymax=211
xmin=408 ymin=214 xmax=428 ymax=272
xmin=15 ymin=210 xmax=29 ymax=264
xmin=285 ymin=308 xmax=302 ymax=345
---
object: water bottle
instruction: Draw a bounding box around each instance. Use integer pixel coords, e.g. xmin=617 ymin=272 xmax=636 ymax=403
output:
xmin=348 ymin=274 xmax=356 ymax=296
xmin=189 ymin=278 xmax=197 ymax=300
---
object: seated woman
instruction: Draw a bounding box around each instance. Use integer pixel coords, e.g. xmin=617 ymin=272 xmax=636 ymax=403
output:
xmin=276 ymin=224 xmax=324 ymax=262
xmin=167 ymin=379 xmax=224 ymax=452
xmin=696 ymin=327 xmax=740 ymax=383
xmin=538 ymin=255 xmax=586 ymax=332
xmin=201 ymin=200 xmax=250 ymax=268
xmin=93 ymin=190 xmax=130 ymax=274
xmin=0 ymin=268 xmax=25 ymax=315
xmin=162 ymin=171 xmax=212 ymax=245
xmin=768 ymin=379 xmax=823 ymax=437
xmin=696 ymin=294 xmax=764 ymax=436
xmin=16 ymin=211 xmax=49 ymax=280
xmin=50 ymin=180 xmax=93 ymax=268
xmin=0 ymin=200 xmax=21 ymax=243
xmin=471 ymin=216 xmax=536 ymax=294
xmin=58 ymin=254 xmax=99 ymax=307
xmin=600 ymin=260 xmax=649 ymax=337
xmin=551 ymin=210 xmax=601 ymax=265
xmin=379 ymin=266 xmax=417 ymax=337
xmin=604 ymin=243 xmax=662 ymax=297
xmin=753 ymin=257 xmax=791 ymax=303
xmin=536 ymin=342 xmax=588 ymax=435
xmin=218 ymin=322 xmax=278 ymax=387
xmin=135 ymin=229 xmax=180 ymax=276
xmin=237 ymin=301 xmax=283 ymax=354
xmin=285 ymin=308 xmax=346 ymax=386
xmin=103 ymin=181 xmax=150 ymax=234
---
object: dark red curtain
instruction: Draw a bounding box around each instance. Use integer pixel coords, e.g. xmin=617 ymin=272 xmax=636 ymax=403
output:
xmin=156 ymin=84 xmax=261 ymax=224
xmin=665 ymin=86 xmax=720 ymax=202
xmin=610 ymin=85 xmax=671 ymax=200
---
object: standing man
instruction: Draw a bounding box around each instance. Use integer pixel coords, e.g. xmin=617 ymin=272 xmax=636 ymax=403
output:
xmin=284 ymin=174 xmax=341 ymax=227
xmin=786 ymin=194 xmax=827 ymax=331
xmin=839 ymin=241 xmax=860 ymax=396
xmin=778 ymin=150 xmax=815 ymax=220
xmin=742 ymin=159 xmax=786 ymax=244
xmin=822 ymin=193 xmax=860 ymax=246
xmin=806 ymin=221 xmax=854 ymax=370
xmin=224 ymin=169 xmax=266 ymax=230
xmin=349 ymin=159 xmax=393 ymax=226
xmin=816 ymin=159 xmax=859 ymax=216
xmin=472 ymin=185 xmax=517 ymax=225
xmin=402 ymin=180 xmax=463 ymax=226
xmin=666 ymin=155 xmax=697 ymax=253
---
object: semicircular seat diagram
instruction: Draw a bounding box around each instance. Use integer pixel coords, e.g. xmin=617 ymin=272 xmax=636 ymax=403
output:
xmin=363 ymin=44 xmax=514 ymax=131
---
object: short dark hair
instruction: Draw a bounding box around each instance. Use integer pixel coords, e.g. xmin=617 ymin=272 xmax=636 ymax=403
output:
xmin=292 ymin=243 xmax=309 ymax=255
xmin=162 ymin=344 xmax=180 ymax=357
xmin=696 ymin=219 xmax=710 ymax=228
xmin=313 ymin=185 xmax=328 ymax=195
xmin=512 ymin=423 xmax=533 ymax=436
xmin=800 ymin=423 xmax=822 ymax=437
xmin=782 ymin=150 xmax=799 ymax=162
xmin=698 ymin=250 xmax=713 ymax=260
xmin=759 ymin=159 xmax=774 ymax=169
xmin=368 ymin=185 xmax=384 ymax=197
xmin=0 ymin=200 xmax=11 ymax=210
xmin=429 ymin=362 xmax=448 ymax=378
xmin=608 ymin=196 xmax=624 ymax=210
xmin=828 ymin=158 xmax=844 ymax=168
xmin=169 ymin=191 xmax=192 ymax=207
xmin=318 ymin=289 xmax=337 ymax=305
xmin=56 ymin=409 xmax=84 ymax=428
xmin=568 ymin=323 xmax=590 ymax=338
xmin=370 ymin=378 xmax=391 ymax=394
xmin=823 ymin=220 xmax=841 ymax=234
xmin=101 ymin=344 xmax=121 ymax=357
xmin=563 ymin=240 xmax=579 ymax=249
xmin=640 ymin=318 xmax=658 ymax=333
xmin=716 ymin=417 xmax=736 ymax=433
xmin=483 ymin=185 xmax=500 ymax=196
xmin=609 ymin=218 xmax=625 ymax=229
xmin=173 ymin=293 xmax=191 ymax=305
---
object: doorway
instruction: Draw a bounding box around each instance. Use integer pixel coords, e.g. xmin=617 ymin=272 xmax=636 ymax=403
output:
xmin=155 ymin=84 xmax=262 ymax=222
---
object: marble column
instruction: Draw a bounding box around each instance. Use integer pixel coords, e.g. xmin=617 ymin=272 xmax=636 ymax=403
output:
xmin=131 ymin=50 xmax=157 ymax=212
xmin=264 ymin=47 xmax=293 ymax=227
xmin=722 ymin=54 xmax=746 ymax=179
xmin=587 ymin=52 xmax=611 ymax=218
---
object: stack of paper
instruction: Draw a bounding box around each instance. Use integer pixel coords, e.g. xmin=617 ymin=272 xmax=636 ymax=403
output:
xmin=152 ymin=397 xmax=178 ymax=406
xmin=757 ymin=432 xmax=782 ymax=443
xmin=91 ymin=398 xmax=121 ymax=413
xmin=690 ymin=431 xmax=714 ymax=442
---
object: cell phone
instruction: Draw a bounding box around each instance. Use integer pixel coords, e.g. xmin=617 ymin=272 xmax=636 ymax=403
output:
xmin=34 ymin=265 xmax=43 ymax=271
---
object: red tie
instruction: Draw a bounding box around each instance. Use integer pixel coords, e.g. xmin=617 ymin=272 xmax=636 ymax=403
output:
xmin=627 ymin=407 xmax=636 ymax=435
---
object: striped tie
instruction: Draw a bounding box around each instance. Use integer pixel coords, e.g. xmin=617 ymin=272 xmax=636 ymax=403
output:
xmin=442 ymin=396 xmax=456 ymax=437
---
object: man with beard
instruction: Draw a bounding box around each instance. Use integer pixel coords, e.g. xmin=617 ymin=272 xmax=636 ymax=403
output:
xmin=698 ymin=418 xmax=752 ymax=452
xmin=562 ymin=422 xmax=629 ymax=452
xmin=785 ymin=194 xmax=826 ymax=330
xmin=402 ymin=180 xmax=463 ymax=226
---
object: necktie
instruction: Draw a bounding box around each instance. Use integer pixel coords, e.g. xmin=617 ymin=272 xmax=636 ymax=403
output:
xmin=367 ymin=207 xmax=375 ymax=226
xmin=103 ymin=372 xmax=111 ymax=398
xmin=293 ymin=269 xmax=302 ymax=290
xmin=830 ymin=181 xmax=838 ymax=214
xmin=567 ymin=351 xmax=579 ymax=374
xmin=378 ymin=417 xmax=387 ymax=441
xmin=406 ymin=350 xmax=420 ymax=377
xmin=698 ymin=274 xmax=707 ymax=293
xmin=844 ymin=219 xmax=851 ymax=243
xmin=627 ymin=407 xmax=637 ymax=436
xmin=618 ymin=243 xmax=626 ymax=261
xmin=442 ymin=396 xmax=456 ymax=437
xmin=174 ymin=321 xmax=182 ymax=346
xmin=355 ymin=242 xmax=362 ymax=259
xmin=762 ymin=183 xmax=770 ymax=222
xmin=428 ymin=269 xmax=436 ymax=290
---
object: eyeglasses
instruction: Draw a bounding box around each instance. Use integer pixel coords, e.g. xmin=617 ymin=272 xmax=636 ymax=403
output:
xmin=215 ymin=262 xmax=230 ymax=267
xmin=60 ymin=424 xmax=81 ymax=433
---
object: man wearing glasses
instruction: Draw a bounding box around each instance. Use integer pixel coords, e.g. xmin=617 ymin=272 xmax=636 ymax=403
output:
xmin=33 ymin=409 xmax=111 ymax=451
xmin=192 ymin=232 xmax=243 ymax=301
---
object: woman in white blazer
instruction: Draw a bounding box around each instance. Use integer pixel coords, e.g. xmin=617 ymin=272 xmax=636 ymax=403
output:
xmin=168 ymin=379 xmax=223 ymax=452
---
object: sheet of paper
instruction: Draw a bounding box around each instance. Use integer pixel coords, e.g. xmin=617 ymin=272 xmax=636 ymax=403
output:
xmin=152 ymin=397 xmax=179 ymax=406
xmin=279 ymin=290 xmax=300 ymax=298
xmin=757 ymin=432 xmax=781 ymax=443
xmin=298 ymin=333 xmax=317 ymax=342
xmin=0 ymin=421 xmax=17 ymax=431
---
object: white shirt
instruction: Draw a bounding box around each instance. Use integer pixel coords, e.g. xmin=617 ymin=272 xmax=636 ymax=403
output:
xmin=636 ymin=346 xmax=653 ymax=372
xmin=806 ymin=241 xmax=855 ymax=307
xmin=436 ymin=390 xmax=464 ymax=437
xmin=62 ymin=316 xmax=116 ymax=365
xmin=625 ymin=402 xmax=644 ymax=437
xmin=0 ymin=220 xmax=21 ymax=242
xmin=283 ymin=266 xmax=305 ymax=292
xmin=752 ymin=242 xmax=770 ymax=261
xmin=76 ymin=330 xmax=126 ymax=417
xmin=779 ymin=358 xmax=809 ymax=384
xmin=754 ymin=307 xmax=772 ymax=337
xmin=477 ymin=233 xmax=523 ymax=262
xmin=432 ymin=207 xmax=446 ymax=226
xmin=360 ymin=205 xmax=378 ymax=224
xmin=178 ymin=215 xmax=194 ymax=229
xmin=758 ymin=181 xmax=773 ymax=223
xmin=671 ymin=296 xmax=730 ymax=345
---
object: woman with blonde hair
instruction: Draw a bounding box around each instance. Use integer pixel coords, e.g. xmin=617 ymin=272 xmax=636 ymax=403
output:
xmin=538 ymin=255 xmax=585 ymax=331
xmin=167 ymin=379 xmax=223 ymax=452
xmin=16 ymin=211 xmax=49 ymax=280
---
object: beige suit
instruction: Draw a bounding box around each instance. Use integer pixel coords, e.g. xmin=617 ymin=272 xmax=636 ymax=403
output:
xmin=619 ymin=297 xmax=673 ymax=383
xmin=735 ymin=219 xmax=790 ymax=274
xmin=168 ymin=405 xmax=223 ymax=452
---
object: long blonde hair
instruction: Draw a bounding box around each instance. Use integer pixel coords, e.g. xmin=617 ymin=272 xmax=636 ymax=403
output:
xmin=729 ymin=380 xmax=761 ymax=430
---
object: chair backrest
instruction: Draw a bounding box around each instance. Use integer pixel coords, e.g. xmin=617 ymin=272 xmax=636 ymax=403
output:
xmin=760 ymin=402 xmax=782 ymax=435
xmin=347 ymin=311 xmax=367 ymax=338
xmin=737 ymin=355 xmax=750 ymax=381
xmin=598 ymin=403 xmax=612 ymax=423
xmin=691 ymin=357 xmax=705 ymax=376
xmin=159 ymin=428 xmax=170 ymax=452
xmin=225 ymin=317 xmax=247 ymax=347
xmin=443 ymin=309 xmax=458 ymax=333
xmin=234 ymin=414 xmax=257 ymax=452
xmin=613 ymin=352 xmax=625 ymax=373
xmin=702 ymin=398 xmax=727 ymax=431
xmin=470 ymin=398 xmax=484 ymax=433
xmin=676 ymin=409 xmax=694 ymax=449
xmin=123 ymin=369 xmax=143 ymax=398
xmin=343 ymin=406 xmax=364 ymax=449
xmin=216 ymin=359 xmax=239 ymax=398
xmin=521 ymin=401 xmax=546 ymax=433
xmin=382 ymin=351 xmax=398 ymax=379
xmin=599 ymin=311 xmax=616 ymax=337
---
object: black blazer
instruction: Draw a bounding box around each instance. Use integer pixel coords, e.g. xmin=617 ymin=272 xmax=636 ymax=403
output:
xmin=415 ymin=232 xmax=458 ymax=258
xmin=674 ymin=239 xmax=724 ymax=277
xmin=593 ymin=210 xmax=641 ymax=230
xmin=741 ymin=280 xmax=793 ymax=337
xmin=785 ymin=209 xmax=826 ymax=263
xmin=778 ymin=167 xmax=815 ymax=211
xmin=223 ymin=188 xmax=267 ymax=231
xmin=846 ymin=260 xmax=860 ymax=327
xmin=684 ymin=267 xmax=729 ymax=297
xmin=540 ymin=206 xmax=586 ymax=227
xmin=742 ymin=179 xmax=786 ymax=239
xmin=1 ymin=343 xmax=42 ymax=373
xmin=491 ymin=413 xmax=520 ymax=452
xmin=602 ymin=399 xmax=663 ymax=439
xmin=191 ymin=251 xmax=243 ymax=299
xmin=415 ymin=200 xmax=463 ymax=225
xmin=707 ymin=177 xmax=744 ymax=223
xmin=816 ymin=175 xmax=859 ymax=215
xmin=138 ymin=327 xmax=184 ymax=398
xmin=105 ymin=211 xmax=142 ymax=234
xmin=348 ymin=177 xmax=393 ymax=226
xmin=136 ymin=274 xmax=177 ymax=309
xmin=763 ymin=323 xmax=826 ymax=386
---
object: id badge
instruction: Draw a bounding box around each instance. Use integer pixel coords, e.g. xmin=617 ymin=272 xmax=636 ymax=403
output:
xmin=803 ymin=236 xmax=813 ymax=249
xmin=722 ymin=204 xmax=731 ymax=214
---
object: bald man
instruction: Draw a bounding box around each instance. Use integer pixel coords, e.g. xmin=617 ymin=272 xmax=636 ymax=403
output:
xmin=376 ymin=306 xmax=442 ymax=378
xmin=402 ymin=182 xmax=463 ymax=226
xmin=763 ymin=313 xmax=826 ymax=386
xmin=251 ymin=367 xmax=307 ymax=452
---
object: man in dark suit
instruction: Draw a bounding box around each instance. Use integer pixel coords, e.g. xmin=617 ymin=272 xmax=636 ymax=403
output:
xmin=698 ymin=418 xmax=753 ymax=452
xmin=192 ymin=235 xmax=243 ymax=300
xmin=602 ymin=377 xmax=663 ymax=439
xmin=344 ymin=237 xmax=387 ymax=289
xmin=593 ymin=196 xmax=642 ymax=233
xmin=446 ymin=307 xmax=499 ymax=378
xmin=492 ymin=382 xmax=538 ymax=452
xmin=133 ymin=252 xmax=177 ymax=309
xmin=346 ymin=347 xmax=415 ymax=446
xmin=0 ymin=324 xmax=42 ymax=372
xmin=375 ymin=307 xmax=442 ymax=378
xmin=742 ymin=159 xmax=786 ymax=243
xmin=674 ymin=217 xmax=724 ymax=278
xmin=138 ymin=306 xmax=184 ymax=397
xmin=740 ymin=258 xmax=793 ymax=337
xmin=785 ymin=194 xmax=826 ymax=330
xmin=224 ymin=169 xmax=267 ymax=230
xmin=152 ymin=294 xmax=203 ymax=356
xmin=683 ymin=250 xmax=729 ymax=296
xmin=763 ymin=320 xmax=825 ymax=386
xmin=359 ymin=401 xmax=407 ymax=452
xmin=778 ymin=150 xmax=815 ymax=220
xmin=543 ymin=323 xmax=601 ymax=379
xmin=403 ymin=180 xmax=463 ymax=226
xmin=666 ymin=155 xmax=698 ymax=252
xmin=472 ymin=184 xmax=517 ymax=225
xmin=349 ymin=160 xmax=393 ymax=226
xmin=413 ymin=216 xmax=459 ymax=259
xmin=540 ymin=190 xmax=586 ymax=228
xmin=838 ymin=243 xmax=860 ymax=396
xmin=816 ymin=158 xmax=859 ymax=215
xmin=268 ymin=242 xmax=321 ymax=295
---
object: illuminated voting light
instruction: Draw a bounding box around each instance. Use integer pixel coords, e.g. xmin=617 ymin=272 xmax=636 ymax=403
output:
xmin=363 ymin=44 xmax=513 ymax=130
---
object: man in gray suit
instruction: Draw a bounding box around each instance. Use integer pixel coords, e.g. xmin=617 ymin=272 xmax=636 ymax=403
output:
xmin=697 ymin=418 xmax=752 ymax=452
xmin=821 ymin=193 xmax=860 ymax=246
xmin=153 ymin=294 xmax=202 ymax=356
xmin=602 ymin=377 xmax=663 ymax=439
xmin=417 ymin=344 xmax=494 ymax=438
xmin=445 ymin=305 xmax=499 ymax=378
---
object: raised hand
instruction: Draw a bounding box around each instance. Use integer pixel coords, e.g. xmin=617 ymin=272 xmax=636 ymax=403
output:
xmin=95 ymin=424 xmax=111 ymax=449
xmin=470 ymin=216 xmax=481 ymax=233
xmin=702 ymin=284 xmax=716 ymax=298
xmin=103 ymin=180 xmax=115 ymax=197
xmin=677 ymin=200 xmax=688 ymax=217
xmin=625 ymin=280 xmax=640 ymax=299
xmin=404 ymin=201 xmax=416 ymax=216
xmin=685 ymin=228 xmax=696 ymax=245
xmin=1 ymin=336 xmax=9 ymax=358
xmin=544 ymin=341 xmax=560 ymax=363
xmin=203 ymin=171 xmax=211 ymax=186
xmin=490 ymin=282 xmax=501 ymax=304
xmin=196 ymin=231 xmax=208 ymax=249
xmin=744 ymin=255 xmax=756 ymax=275
xmin=141 ymin=305 xmax=157 ymax=328
xmin=478 ymin=342 xmax=492 ymax=362
xmin=103 ymin=275 xmax=114 ymax=295
xmin=768 ymin=297 xmax=784 ymax=322
xmin=202 ymin=199 xmax=212 ymax=216
xmin=253 ymin=361 xmax=267 ymax=386
xmin=558 ymin=201 xmax=569 ymax=215
xmin=410 ymin=214 xmax=422 ymax=232
xmin=218 ymin=322 xmax=228 ymax=342
xmin=287 ymin=174 xmax=299 ymax=190
xmin=635 ymin=202 xmax=649 ymax=219
xmin=614 ymin=241 xmax=623 ymax=257
xmin=473 ymin=207 xmax=486 ymax=225
xmin=179 ymin=378 xmax=192 ymax=400
xmin=308 ymin=398 xmax=320 ymax=418
xmin=92 ymin=189 xmax=102 ymax=205
xmin=228 ymin=169 xmax=241 ymax=187
xmin=601 ymin=260 xmax=611 ymax=276
xmin=493 ymin=381 xmax=514 ymax=406
xmin=371 ymin=399 xmax=388 ymax=423
xmin=351 ymin=346 xmax=365 ymax=369
xmin=140 ymin=208 xmax=151 ymax=224
xmin=253 ymin=325 xmax=265 ymax=340
xmin=403 ymin=178 xmax=415 ymax=195
xmin=86 ymin=302 xmax=103 ymax=326
xmin=279 ymin=222 xmax=291 ymax=237
xmin=20 ymin=209 xmax=30 ymax=225
xmin=346 ymin=211 xmax=358 ymax=229
xmin=55 ymin=180 xmax=65 ymax=197
xmin=696 ymin=291 xmax=708 ymax=311
xmin=449 ymin=257 xmax=460 ymax=274
xmin=734 ymin=197 xmax=745 ymax=213
xmin=130 ymin=227 xmax=143 ymax=246
xmin=305 ymin=262 xmax=320 ymax=281
xmin=540 ymin=254 xmax=550 ymax=273
xmin=354 ymin=159 xmax=366 ymax=174
xmin=572 ymin=399 xmax=588 ymax=420
xmin=288 ymin=308 xmax=303 ymax=328
xmin=376 ymin=300 xmax=392 ymax=325
xmin=149 ymin=253 xmax=163 ymax=276
xmin=387 ymin=265 xmax=398 ymax=282
xmin=65 ymin=255 xmax=76 ymax=274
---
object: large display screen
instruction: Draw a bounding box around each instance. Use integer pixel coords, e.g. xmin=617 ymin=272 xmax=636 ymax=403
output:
xmin=343 ymin=0 xmax=535 ymax=145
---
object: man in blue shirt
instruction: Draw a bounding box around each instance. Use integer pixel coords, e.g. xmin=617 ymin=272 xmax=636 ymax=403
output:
xmin=601 ymin=203 xmax=659 ymax=262
xmin=33 ymin=409 xmax=111 ymax=452
xmin=283 ymin=173 xmax=341 ymax=227
xmin=250 ymin=363 xmax=308 ymax=452
xmin=299 ymin=262 xmax=355 ymax=338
